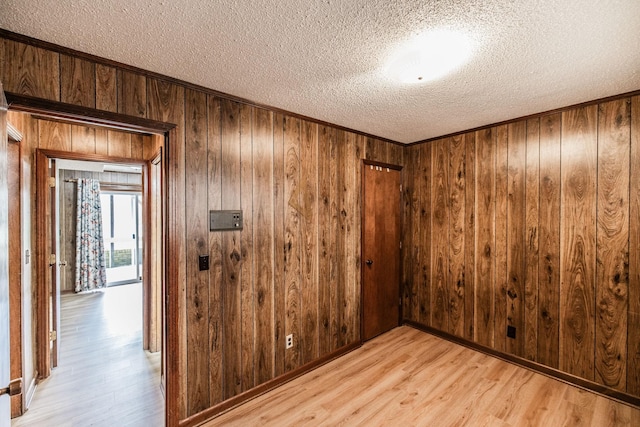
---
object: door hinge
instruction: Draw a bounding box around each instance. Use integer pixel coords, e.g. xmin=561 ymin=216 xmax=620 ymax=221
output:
xmin=400 ymin=241 xmax=402 ymax=249
xmin=49 ymin=253 xmax=56 ymax=266
xmin=400 ymin=184 xmax=403 ymax=192
xmin=0 ymin=378 xmax=22 ymax=397
xmin=399 ymin=297 xmax=402 ymax=306
xmin=50 ymin=330 xmax=57 ymax=341
xmin=48 ymin=177 xmax=56 ymax=188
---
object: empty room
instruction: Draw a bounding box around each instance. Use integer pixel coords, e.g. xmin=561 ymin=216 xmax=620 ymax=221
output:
xmin=0 ymin=1 xmax=639 ymax=426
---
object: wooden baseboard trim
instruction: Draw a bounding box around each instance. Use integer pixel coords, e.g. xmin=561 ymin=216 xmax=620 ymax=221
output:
xmin=404 ymin=320 xmax=640 ymax=409
xmin=179 ymin=342 xmax=361 ymax=427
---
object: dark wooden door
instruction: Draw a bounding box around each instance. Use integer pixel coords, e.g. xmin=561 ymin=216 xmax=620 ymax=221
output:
xmin=362 ymin=162 xmax=401 ymax=341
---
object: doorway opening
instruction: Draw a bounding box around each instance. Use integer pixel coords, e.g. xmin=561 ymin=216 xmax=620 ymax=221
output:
xmin=7 ymin=110 xmax=168 ymax=425
xmin=5 ymin=92 xmax=178 ymax=426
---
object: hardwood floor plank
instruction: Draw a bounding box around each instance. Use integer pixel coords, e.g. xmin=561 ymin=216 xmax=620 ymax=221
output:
xmin=204 ymin=326 xmax=639 ymax=426
xmin=12 ymin=284 xmax=163 ymax=427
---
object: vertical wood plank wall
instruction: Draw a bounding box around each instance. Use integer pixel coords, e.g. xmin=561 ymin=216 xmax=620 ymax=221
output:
xmin=0 ymin=36 xmax=404 ymax=421
xmin=4 ymin=32 xmax=640 ymax=422
xmin=403 ymin=97 xmax=640 ymax=396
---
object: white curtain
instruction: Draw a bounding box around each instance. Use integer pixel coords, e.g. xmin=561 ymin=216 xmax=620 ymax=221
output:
xmin=75 ymin=178 xmax=107 ymax=292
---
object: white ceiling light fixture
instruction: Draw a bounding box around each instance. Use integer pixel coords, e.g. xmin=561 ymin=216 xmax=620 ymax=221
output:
xmin=386 ymin=29 xmax=474 ymax=84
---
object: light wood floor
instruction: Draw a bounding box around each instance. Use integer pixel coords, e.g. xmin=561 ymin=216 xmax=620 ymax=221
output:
xmin=12 ymin=283 xmax=164 ymax=427
xmin=205 ymin=326 xmax=640 ymax=427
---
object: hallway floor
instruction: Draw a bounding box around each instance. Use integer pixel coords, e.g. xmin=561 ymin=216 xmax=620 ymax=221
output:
xmin=12 ymin=283 xmax=164 ymax=427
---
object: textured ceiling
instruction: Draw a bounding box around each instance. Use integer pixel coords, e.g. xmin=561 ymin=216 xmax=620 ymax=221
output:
xmin=1 ymin=0 xmax=639 ymax=143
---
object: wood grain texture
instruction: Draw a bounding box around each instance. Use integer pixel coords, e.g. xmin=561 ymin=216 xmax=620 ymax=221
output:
xmin=146 ymin=149 xmax=163 ymax=355
xmin=185 ymin=88 xmax=210 ymax=414
xmin=220 ymin=98 xmax=242 ymax=399
xmin=70 ymin=125 xmax=95 ymax=154
xmin=239 ymin=103 xmax=254 ymax=392
xmin=95 ymin=64 xmax=117 ymax=112
xmin=560 ymin=105 xmax=597 ymax=380
xmin=206 ymin=95 xmax=223 ymax=404
xmin=333 ymin=130 xmax=346 ymax=350
xmin=595 ymin=98 xmax=630 ymax=390
xmin=8 ymin=140 xmax=22 ymax=417
xmin=60 ymin=55 xmax=95 ymax=108
xmin=146 ymin=82 xmax=186 ymax=415
xmin=283 ymin=116 xmax=301 ymax=372
xmin=252 ymin=107 xmax=274 ymax=384
xmin=524 ymin=118 xmax=540 ymax=362
xmin=365 ymin=137 xmax=384 ymax=162
xmin=59 ymin=172 xmax=76 ymax=292
xmin=464 ymin=132 xmax=475 ymax=340
xmin=629 ymin=95 xmax=640 ymax=396
xmin=431 ymin=138 xmax=449 ymax=330
xmin=15 ymin=28 xmax=640 ymax=426
xmin=417 ymin=143 xmax=432 ymax=326
xmin=537 ymin=113 xmax=561 ymax=369
xmin=0 ymin=104 xmax=13 ymax=424
xmin=38 ymin=120 xmax=71 ymax=151
xmin=402 ymin=145 xmax=417 ymax=322
xmin=494 ymin=125 xmax=509 ymax=353
xmin=317 ymin=125 xmax=334 ymax=356
xmin=388 ymin=143 xmax=404 ymax=167
xmin=11 ymin=284 xmax=163 ymax=426
xmin=299 ymin=120 xmax=318 ymax=364
xmin=344 ymin=131 xmax=362 ymax=344
xmin=207 ymin=326 xmax=640 ymax=427
xmin=329 ymin=130 xmax=345 ymax=351
xmin=94 ymin=128 xmax=109 ymax=156
xmin=131 ymin=134 xmax=144 ymax=159
xmin=118 ymin=70 xmax=147 ymax=118
xmin=72 ymin=129 xmax=149 ymax=161
xmin=507 ymin=121 xmax=526 ymax=357
xmin=34 ymin=149 xmax=52 ymax=379
xmin=4 ymin=32 xmax=408 ymax=425
xmin=474 ymin=128 xmax=496 ymax=347
xmin=449 ymin=134 xmax=465 ymax=337
xmin=107 ymin=129 xmax=131 ymax=158
xmin=272 ymin=113 xmax=286 ymax=377
xmin=362 ymin=164 xmax=401 ymax=340
xmin=2 ymin=39 xmax=59 ymax=101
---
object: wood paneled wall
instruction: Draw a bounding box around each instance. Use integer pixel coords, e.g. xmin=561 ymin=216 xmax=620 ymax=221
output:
xmin=1 ymin=36 xmax=404 ymax=422
xmin=403 ymin=96 xmax=640 ymax=396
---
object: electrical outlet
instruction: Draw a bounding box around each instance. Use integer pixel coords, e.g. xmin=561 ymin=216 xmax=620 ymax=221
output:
xmin=286 ymin=334 xmax=293 ymax=349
